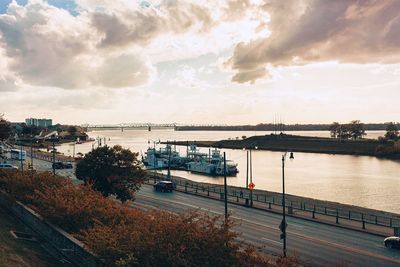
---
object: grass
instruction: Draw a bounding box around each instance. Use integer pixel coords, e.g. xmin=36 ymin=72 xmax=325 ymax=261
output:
xmin=0 ymin=206 xmax=60 ymax=267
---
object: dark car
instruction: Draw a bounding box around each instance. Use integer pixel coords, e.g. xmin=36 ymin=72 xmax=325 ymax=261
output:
xmin=52 ymin=162 xmax=73 ymax=169
xmin=52 ymin=162 xmax=64 ymax=169
xmin=154 ymin=181 xmax=174 ymax=192
xmin=62 ymin=162 xmax=73 ymax=169
xmin=384 ymin=236 xmax=400 ymax=249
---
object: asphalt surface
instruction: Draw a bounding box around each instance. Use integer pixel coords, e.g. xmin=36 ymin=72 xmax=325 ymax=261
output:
xmin=2 ymin=153 xmax=78 ymax=181
xmin=135 ymin=185 xmax=400 ymax=267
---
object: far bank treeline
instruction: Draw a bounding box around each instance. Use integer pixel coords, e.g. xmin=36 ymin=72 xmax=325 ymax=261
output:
xmin=170 ymin=121 xmax=400 ymax=160
xmin=175 ymin=122 xmax=399 ymax=132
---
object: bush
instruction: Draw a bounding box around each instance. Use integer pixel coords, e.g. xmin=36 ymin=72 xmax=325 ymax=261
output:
xmin=0 ymin=171 xmax=280 ymax=266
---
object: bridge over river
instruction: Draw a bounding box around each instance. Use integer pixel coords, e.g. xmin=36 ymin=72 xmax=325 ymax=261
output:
xmin=81 ymin=123 xmax=227 ymax=131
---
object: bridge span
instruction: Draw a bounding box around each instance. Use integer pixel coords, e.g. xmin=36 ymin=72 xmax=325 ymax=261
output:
xmin=81 ymin=123 xmax=227 ymax=131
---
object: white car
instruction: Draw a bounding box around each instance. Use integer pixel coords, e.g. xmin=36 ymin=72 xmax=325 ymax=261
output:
xmin=0 ymin=164 xmax=18 ymax=169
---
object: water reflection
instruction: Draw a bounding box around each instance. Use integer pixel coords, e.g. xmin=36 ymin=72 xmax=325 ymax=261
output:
xmin=57 ymin=129 xmax=399 ymax=213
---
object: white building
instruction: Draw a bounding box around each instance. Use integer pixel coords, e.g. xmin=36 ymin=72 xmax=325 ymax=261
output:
xmin=25 ymin=118 xmax=52 ymax=127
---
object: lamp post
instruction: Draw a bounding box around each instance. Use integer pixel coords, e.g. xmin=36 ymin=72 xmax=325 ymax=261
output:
xmin=148 ymin=139 xmax=159 ymax=182
xmin=249 ymin=146 xmax=257 ymax=206
xmin=280 ymin=151 xmax=294 ymax=257
xmin=223 ymin=152 xmax=228 ymax=221
xmin=167 ymin=141 xmax=171 ymax=180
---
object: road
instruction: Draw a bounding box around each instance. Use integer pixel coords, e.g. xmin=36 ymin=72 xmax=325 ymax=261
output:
xmin=135 ymin=185 xmax=400 ymax=266
xmin=3 ymin=153 xmax=77 ymax=181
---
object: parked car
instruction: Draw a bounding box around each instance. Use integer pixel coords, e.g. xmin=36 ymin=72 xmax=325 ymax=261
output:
xmin=154 ymin=181 xmax=174 ymax=192
xmin=0 ymin=164 xmax=18 ymax=170
xmin=384 ymin=236 xmax=400 ymax=249
xmin=63 ymin=162 xmax=73 ymax=169
xmin=52 ymin=162 xmax=73 ymax=169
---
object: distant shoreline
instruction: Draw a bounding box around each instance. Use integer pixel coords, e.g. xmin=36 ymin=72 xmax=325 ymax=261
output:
xmin=164 ymin=134 xmax=400 ymax=160
xmin=175 ymin=123 xmax=396 ymax=132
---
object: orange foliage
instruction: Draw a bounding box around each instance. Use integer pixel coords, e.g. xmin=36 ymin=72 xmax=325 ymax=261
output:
xmin=0 ymin=170 xmax=300 ymax=266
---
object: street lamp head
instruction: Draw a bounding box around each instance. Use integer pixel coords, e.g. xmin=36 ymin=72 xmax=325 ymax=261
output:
xmin=289 ymin=152 xmax=294 ymax=160
xmin=255 ymin=146 xmax=258 ymax=150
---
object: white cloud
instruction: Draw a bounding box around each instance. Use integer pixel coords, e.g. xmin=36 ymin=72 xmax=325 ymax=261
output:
xmin=227 ymin=0 xmax=400 ymax=83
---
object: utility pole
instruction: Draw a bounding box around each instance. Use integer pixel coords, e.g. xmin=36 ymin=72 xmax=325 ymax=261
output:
xmin=30 ymin=137 xmax=33 ymax=170
xmin=52 ymin=138 xmax=56 ymax=175
xmin=167 ymin=142 xmax=171 ymax=180
xmin=246 ymin=150 xmax=249 ymax=188
xmin=281 ymin=154 xmax=286 ymax=257
xmin=20 ymin=141 xmax=23 ymax=173
xmin=223 ymin=152 xmax=228 ymax=221
xmin=250 ymin=149 xmax=253 ymax=206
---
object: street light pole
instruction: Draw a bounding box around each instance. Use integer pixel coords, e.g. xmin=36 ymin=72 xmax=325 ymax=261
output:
xmin=167 ymin=142 xmax=171 ymax=180
xmin=223 ymin=152 xmax=228 ymax=221
xmin=30 ymin=137 xmax=33 ymax=169
xmin=249 ymin=149 xmax=253 ymax=206
xmin=281 ymin=154 xmax=286 ymax=257
xmin=52 ymin=138 xmax=56 ymax=176
xmin=246 ymin=150 xmax=249 ymax=188
xmin=19 ymin=141 xmax=23 ymax=173
xmin=280 ymin=151 xmax=294 ymax=258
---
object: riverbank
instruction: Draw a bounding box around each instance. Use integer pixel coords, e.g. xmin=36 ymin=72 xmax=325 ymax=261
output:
xmin=165 ymin=134 xmax=400 ymax=159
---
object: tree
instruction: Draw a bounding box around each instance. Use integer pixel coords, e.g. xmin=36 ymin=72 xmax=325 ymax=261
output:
xmin=329 ymin=122 xmax=340 ymax=138
xmin=0 ymin=115 xmax=12 ymax=141
xmin=67 ymin=126 xmax=78 ymax=136
xmin=75 ymin=145 xmax=146 ymax=202
xmin=349 ymin=120 xmax=366 ymax=139
xmin=385 ymin=122 xmax=399 ymax=140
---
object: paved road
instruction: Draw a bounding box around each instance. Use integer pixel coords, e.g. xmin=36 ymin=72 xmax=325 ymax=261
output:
xmin=135 ymin=185 xmax=400 ymax=266
xmin=3 ymin=154 xmax=78 ymax=181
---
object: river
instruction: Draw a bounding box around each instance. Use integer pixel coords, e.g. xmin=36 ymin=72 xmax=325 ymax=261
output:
xmin=56 ymin=129 xmax=399 ymax=213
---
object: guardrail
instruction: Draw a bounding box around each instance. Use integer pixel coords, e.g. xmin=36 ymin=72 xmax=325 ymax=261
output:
xmin=0 ymin=191 xmax=103 ymax=267
xmin=149 ymin=175 xmax=400 ymax=235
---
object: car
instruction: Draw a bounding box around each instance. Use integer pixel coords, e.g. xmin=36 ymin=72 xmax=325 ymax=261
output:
xmin=0 ymin=164 xmax=18 ymax=169
xmin=153 ymin=181 xmax=174 ymax=192
xmin=52 ymin=162 xmax=73 ymax=169
xmin=384 ymin=236 xmax=400 ymax=249
xmin=62 ymin=162 xmax=73 ymax=169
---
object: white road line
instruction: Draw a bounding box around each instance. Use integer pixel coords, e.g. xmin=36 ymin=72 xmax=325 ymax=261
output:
xmin=262 ymin=237 xmax=283 ymax=245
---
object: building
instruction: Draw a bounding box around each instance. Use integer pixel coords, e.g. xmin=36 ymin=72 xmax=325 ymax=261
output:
xmin=25 ymin=118 xmax=52 ymax=128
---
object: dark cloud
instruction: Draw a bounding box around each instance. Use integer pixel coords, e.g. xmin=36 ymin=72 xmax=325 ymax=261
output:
xmin=228 ymin=0 xmax=400 ymax=83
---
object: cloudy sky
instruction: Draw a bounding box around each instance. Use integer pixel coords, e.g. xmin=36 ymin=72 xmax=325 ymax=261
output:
xmin=0 ymin=0 xmax=399 ymax=125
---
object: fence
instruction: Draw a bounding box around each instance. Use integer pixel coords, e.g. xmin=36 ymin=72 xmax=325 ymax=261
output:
xmin=0 ymin=191 xmax=103 ymax=267
xmin=150 ymin=175 xmax=400 ymax=233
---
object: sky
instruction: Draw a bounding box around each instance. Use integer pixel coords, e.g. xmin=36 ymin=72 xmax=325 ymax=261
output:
xmin=0 ymin=0 xmax=400 ymax=125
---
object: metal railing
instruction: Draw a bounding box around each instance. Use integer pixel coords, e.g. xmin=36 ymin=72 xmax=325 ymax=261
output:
xmin=149 ymin=175 xmax=400 ymax=231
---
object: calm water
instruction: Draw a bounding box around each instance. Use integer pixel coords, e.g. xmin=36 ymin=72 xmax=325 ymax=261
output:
xmin=57 ymin=129 xmax=400 ymax=213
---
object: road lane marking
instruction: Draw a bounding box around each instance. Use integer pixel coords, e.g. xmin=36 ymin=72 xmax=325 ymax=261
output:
xmin=137 ymin=193 xmax=400 ymax=264
xmin=262 ymin=237 xmax=282 ymax=245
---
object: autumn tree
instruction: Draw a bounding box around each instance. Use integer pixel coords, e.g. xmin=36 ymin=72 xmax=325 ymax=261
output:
xmin=75 ymin=145 xmax=146 ymax=202
xmin=385 ymin=122 xmax=399 ymax=140
xmin=0 ymin=115 xmax=12 ymax=141
xmin=329 ymin=122 xmax=340 ymax=138
xmin=349 ymin=120 xmax=366 ymax=139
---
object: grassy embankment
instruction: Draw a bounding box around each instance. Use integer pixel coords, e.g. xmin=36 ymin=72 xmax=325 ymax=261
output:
xmin=166 ymin=134 xmax=400 ymax=159
xmin=0 ymin=206 xmax=59 ymax=267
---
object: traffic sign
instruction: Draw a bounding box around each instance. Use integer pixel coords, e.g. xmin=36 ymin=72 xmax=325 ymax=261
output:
xmin=248 ymin=182 xmax=255 ymax=190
